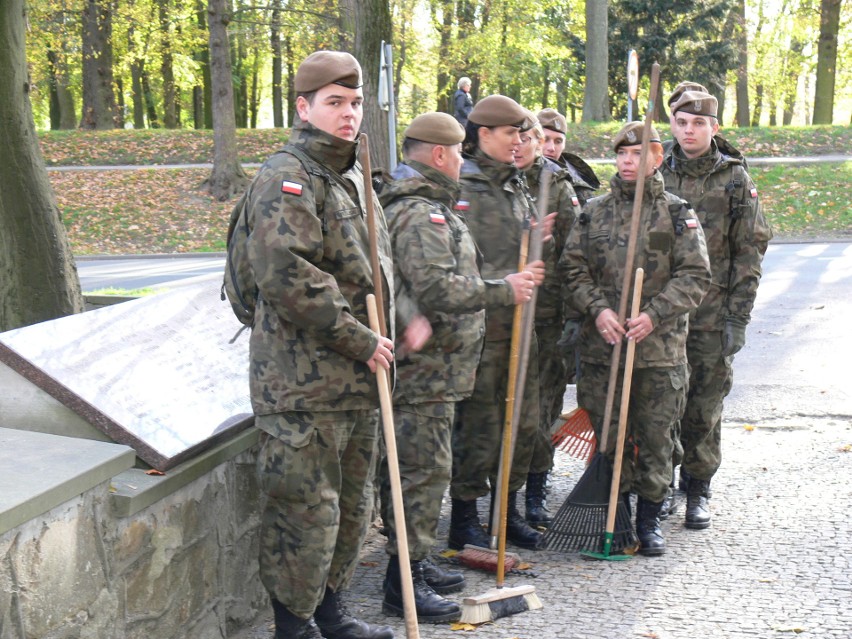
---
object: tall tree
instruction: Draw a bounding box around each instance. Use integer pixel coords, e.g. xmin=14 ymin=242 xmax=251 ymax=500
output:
xmin=204 ymin=0 xmax=248 ymax=200
xmin=812 ymin=0 xmax=842 ymax=124
xmin=583 ymin=0 xmax=610 ymax=121
xmin=733 ymin=0 xmax=750 ymax=126
xmin=158 ymin=0 xmax=178 ymax=128
xmin=270 ymin=0 xmax=284 ymax=127
xmin=47 ymin=48 xmax=77 ymax=129
xmin=80 ymin=0 xmax=117 ymax=128
xmin=1 ymin=0 xmax=83 ymax=330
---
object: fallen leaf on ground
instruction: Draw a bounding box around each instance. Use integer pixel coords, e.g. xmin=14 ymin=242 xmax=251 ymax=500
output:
xmin=145 ymin=469 xmax=165 ymax=476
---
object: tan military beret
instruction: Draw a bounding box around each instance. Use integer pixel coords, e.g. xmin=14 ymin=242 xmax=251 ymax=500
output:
xmin=612 ymin=121 xmax=661 ymax=151
xmin=468 ymin=95 xmax=531 ymax=128
xmin=404 ymin=112 xmax=465 ymax=145
xmin=668 ymin=81 xmax=708 ymax=107
xmin=294 ymin=51 xmax=362 ymax=93
xmin=671 ymin=90 xmax=718 ymax=118
xmin=537 ymin=108 xmax=567 ymax=134
xmin=520 ymin=108 xmax=539 ymax=132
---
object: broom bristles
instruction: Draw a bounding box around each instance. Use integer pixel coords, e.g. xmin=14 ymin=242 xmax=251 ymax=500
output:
xmin=459 ymin=585 xmax=542 ymax=624
xmin=456 ymin=544 xmax=520 ymax=573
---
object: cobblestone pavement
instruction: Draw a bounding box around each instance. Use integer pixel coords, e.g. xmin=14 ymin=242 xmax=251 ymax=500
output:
xmin=234 ymin=412 xmax=852 ymax=639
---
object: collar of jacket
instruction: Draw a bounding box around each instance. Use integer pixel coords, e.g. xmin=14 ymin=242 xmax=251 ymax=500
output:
xmin=287 ymin=119 xmax=359 ymax=175
xmin=610 ymin=169 xmax=666 ymax=202
xmin=468 ymin=147 xmax=521 ymax=187
xmin=382 ymin=160 xmax=460 ymax=207
xmin=665 ymin=138 xmax=722 ymax=177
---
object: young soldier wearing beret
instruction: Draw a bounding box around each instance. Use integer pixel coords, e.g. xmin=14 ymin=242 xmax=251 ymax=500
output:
xmin=662 ymin=91 xmax=772 ymax=530
xmin=247 ymin=50 xmax=395 ymax=639
xmin=379 ymin=112 xmax=543 ymax=623
xmin=448 ymin=95 xmax=552 ymax=551
xmin=561 ymin=121 xmax=711 ymax=555
xmin=537 ymin=107 xmax=601 ymax=207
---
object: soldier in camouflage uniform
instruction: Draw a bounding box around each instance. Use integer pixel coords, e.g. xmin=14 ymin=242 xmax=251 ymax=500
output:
xmin=513 ymin=114 xmax=583 ymax=528
xmin=561 ymin=121 xmax=711 ymax=555
xmin=247 ymin=51 xmax=395 ymax=639
xmin=379 ymin=112 xmax=542 ymax=623
xmin=449 ymin=95 xmax=551 ymax=551
xmin=537 ymin=107 xmax=601 ymax=207
xmin=662 ymin=91 xmax=772 ymax=530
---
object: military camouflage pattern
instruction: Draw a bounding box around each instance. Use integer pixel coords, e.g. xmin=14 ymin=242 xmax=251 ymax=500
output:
xmin=578 ymin=362 xmax=688 ymax=502
xmin=674 ymin=330 xmax=732 ymax=479
xmin=451 ymin=149 xmax=543 ymax=498
xmin=560 ymin=171 xmax=711 ymax=369
xmin=557 ymin=151 xmax=601 ymax=207
xmin=256 ymin=411 xmax=379 ymax=617
xmin=246 ymin=120 xmax=394 ymax=417
xmin=453 ymin=335 xmax=541 ymax=497
xmin=662 ymin=139 xmax=771 ymax=331
xmin=663 ymin=139 xmax=771 ymax=483
xmin=381 ymin=160 xmax=514 ymax=405
xmin=379 ymin=159 xmax=517 ymax=558
xmin=522 ymin=155 xmax=582 ymax=473
xmin=381 ymin=402 xmax=454 ymax=558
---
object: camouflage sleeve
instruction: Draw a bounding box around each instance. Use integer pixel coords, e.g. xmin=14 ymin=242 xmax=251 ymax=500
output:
xmin=644 ymin=204 xmax=712 ymax=328
xmin=248 ymin=160 xmax=377 ymax=362
xmin=726 ymin=170 xmax=772 ymax=324
xmin=559 ymin=201 xmax=611 ymax=319
xmin=390 ymin=200 xmax=513 ymax=316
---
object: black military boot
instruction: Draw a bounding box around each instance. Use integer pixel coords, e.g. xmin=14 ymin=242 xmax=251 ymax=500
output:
xmin=678 ymin=466 xmax=691 ymax=493
xmin=635 ymin=497 xmax=666 ymax=556
xmin=448 ymin=498 xmax=490 ymax=550
xmin=524 ymin=471 xmax=553 ymax=528
xmin=659 ymin=471 xmax=677 ymax=520
xmin=685 ymin=478 xmax=712 ymax=529
xmin=420 ymin=556 xmax=465 ymax=594
xmin=383 ymin=555 xmax=461 ymax=623
xmin=271 ymin=599 xmax=323 ymax=639
xmin=314 ymin=587 xmax=394 ymax=639
xmin=505 ymin=491 xmax=544 ymax=550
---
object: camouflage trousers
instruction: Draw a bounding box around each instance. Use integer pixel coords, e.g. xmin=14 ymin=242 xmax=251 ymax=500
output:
xmin=451 ymin=336 xmax=540 ymax=500
xmin=530 ymin=321 xmax=573 ymax=474
xmin=255 ymin=410 xmax=380 ymax=618
xmin=578 ymin=361 xmax=687 ymax=503
xmin=676 ymin=329 xmax=734 ymax=481
xmin=378 ymin=402 xmax=454 ymax=559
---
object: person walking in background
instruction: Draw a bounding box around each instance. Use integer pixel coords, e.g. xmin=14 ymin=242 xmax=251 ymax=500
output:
xmin=379 ymin=112 xmax=542 ymax=623
xmin=247 ymin=50 xmax=395 ymax=639
xmin=662 ymin=91 xmax=772 ymax=530
xmin=561 ymin=121 xmax=711 ymax=555
xmin=453 ymin=77 xmax=474 ymax=126
xmin=512 ymin=113 xmax=582 ymax=528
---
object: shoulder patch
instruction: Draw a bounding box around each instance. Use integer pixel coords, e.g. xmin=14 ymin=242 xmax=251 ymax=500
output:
xmin=455 ymin=200 xmax=470 ymax=211
xmin=750 ymin=186 xmax=758 ymax=198
xmin=429 ymin=211 xmax=447 ymax=225
xmin=571 ymin=196 xmax=580 ymax=207
xmin=684 ymin=218 xmax=699 ymax=229
xmin=281 ymin=180 xmax=303 ymax=196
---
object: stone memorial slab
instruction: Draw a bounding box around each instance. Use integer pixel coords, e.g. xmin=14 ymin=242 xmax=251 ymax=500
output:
xmin=0 ymin=274 xmax=253 ymax=470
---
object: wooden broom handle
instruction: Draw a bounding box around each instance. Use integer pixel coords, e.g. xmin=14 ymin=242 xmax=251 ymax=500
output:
xmin=361 ymin=134 xmax=387 ymax=336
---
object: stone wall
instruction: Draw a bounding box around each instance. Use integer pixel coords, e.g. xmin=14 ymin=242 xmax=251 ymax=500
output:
xmin=0 ymin=450 xmax=266 ymax=639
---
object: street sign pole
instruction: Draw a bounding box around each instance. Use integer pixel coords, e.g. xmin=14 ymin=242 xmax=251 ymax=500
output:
xmin=379 ymin=41 xmax=398 ymax=171
xmin=627 ymin=49 xmax=639 ymax=121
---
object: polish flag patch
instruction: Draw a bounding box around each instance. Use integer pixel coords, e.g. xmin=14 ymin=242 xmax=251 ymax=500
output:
xmin=572 ymin=196 xmax=580 ymax=207
xmin=430 ymin=211 xmax=446 ymax=225
xmin=750 ymin=187 xmax=758 ymax=198
xmin=455 ymin=200 xmax=470 ymax=211
xmin=281 ymin=180 xmax=303 ymax=196
xmin=685 ymin=218 xmax=699 ymax=229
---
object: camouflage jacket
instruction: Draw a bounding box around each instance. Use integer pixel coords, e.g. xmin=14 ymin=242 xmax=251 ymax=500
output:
xmin=381 ymin=160 xmax=514 ymax=404
xmin=246 ymin=120 xmax=394 ymax=417
xmin=556 ymin=151 xmax=601 ymax=207
xmin=459 ymin=149 xmax=535 ymax=341
xmin=522 ymin=155 xmax=582 ymax=324
xmin=662 ymin=139 xmax=772 ymax=331
xmin=560 ymin=171 xmax=711 ymax=368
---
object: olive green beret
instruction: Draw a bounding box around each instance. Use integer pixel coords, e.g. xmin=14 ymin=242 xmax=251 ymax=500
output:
xmin=668 ymin=81 xmax=708 ymax=107
xmin=468 ymin=95 xmax=531 ymax=128
xmin=519 ymin=108 xmax=539 ymax=132
xmin=671 ymin=90 xmax=718 ymax=118
xmin=537 ymin=108 xmax=567 ymax=134
xmin=404 ymin=112 xmax=465 ymax=145
xmin=294 ymin=51 xmax=362 ymax=93
xmin=612 ymin=121 xmax=661 ymax=151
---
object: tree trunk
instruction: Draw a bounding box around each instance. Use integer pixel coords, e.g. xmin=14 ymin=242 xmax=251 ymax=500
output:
xmin=205 ymin=0 xmax=247 ymax=201
xmin=47 ymin=49 xmax=76 ymax=130
xmin=751 ymin=83 xmax=763 ymax=126
xmin=80 ymin=0 xmax=116 ymax=129
xmin=782 ymin=36 xmax=804 ymax=125
xmin=0 ymin=0 xmax=83 ymax=331
xmin=158 ymin=0 xmax=177 ymax=128
xmin=271 ymin=0 xmax=283 ymax=128
xmin=342 ymin=0 xmax=392 ymax=170
xmin=142 ymin=69 xmax=159 ymax=127
xmin=195 ymin=0 xmax=213 ymax=129
xmin=734 ymin=0 xmax=750 ymax=126
xmin=250 ymin=47 xmax=260 ymax=129
xmin=812 ymin=0 xmax=841 ymax=124
xmin=582 ymin=0 xmax=610 ymax=122
xmin=436 ymin=0 xmax=452 ymax=113
xmin=285 ymin=35 xmax=295 ymax=128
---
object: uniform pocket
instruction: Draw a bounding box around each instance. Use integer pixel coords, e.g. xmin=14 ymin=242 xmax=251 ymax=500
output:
xmin=257 ymin=422 xmax=320 ymax=505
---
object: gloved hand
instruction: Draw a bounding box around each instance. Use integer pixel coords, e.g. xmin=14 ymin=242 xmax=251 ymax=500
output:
xmin=722 ymin=318 xmax=747 ymax=357
xmin=557 ymin=318 xmax=583 ymax=350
